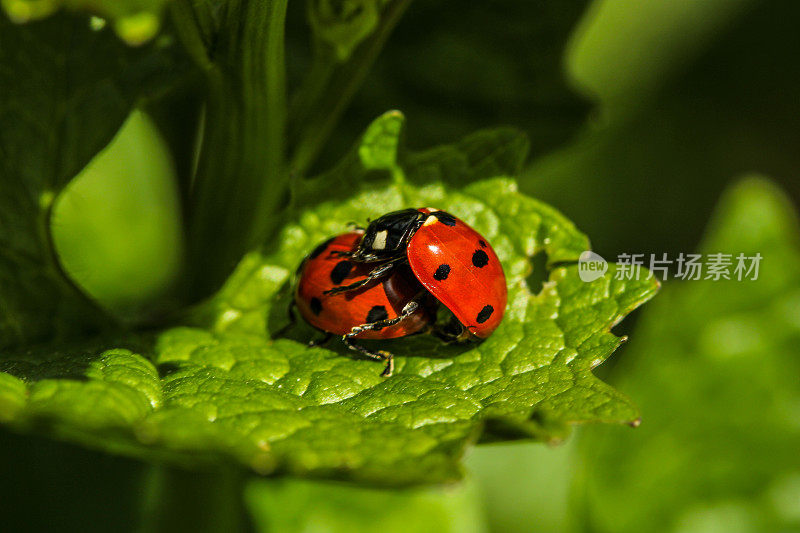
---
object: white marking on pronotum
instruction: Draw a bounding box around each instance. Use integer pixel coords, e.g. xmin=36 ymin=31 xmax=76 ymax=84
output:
xmin=372 ymin=230 xmax=388 ymax=250
xmin=423 ymin=215 xmax=438 ymax=226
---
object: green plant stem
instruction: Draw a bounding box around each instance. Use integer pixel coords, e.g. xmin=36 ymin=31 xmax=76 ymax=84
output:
xmin=178 ymin=0 xmax=288 ymax=299
xmin=288 ymin=0 xmax=412 ymax=176
xmin=139 ymin=466 xmax=250 ymax=533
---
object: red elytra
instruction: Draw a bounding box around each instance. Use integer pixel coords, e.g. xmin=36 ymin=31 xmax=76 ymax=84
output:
xmin=406 ymin=208 xmax=507 ymax=338
xmin=295 ymin=232 xmax=432 ymax=339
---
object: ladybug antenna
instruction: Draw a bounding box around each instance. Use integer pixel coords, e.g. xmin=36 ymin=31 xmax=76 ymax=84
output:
xmin=346 ymin=221 xmax=365 ymax=232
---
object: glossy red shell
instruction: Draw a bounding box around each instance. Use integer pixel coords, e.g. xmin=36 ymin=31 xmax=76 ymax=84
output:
xmin=406 ymin=208 xmax=507 ymax=338
xmin=295 ymin=232 xmax=432 ymax=339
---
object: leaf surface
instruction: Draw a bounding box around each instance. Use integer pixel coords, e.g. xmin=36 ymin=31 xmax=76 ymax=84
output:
xmin=0 ymin=113 xmax=657 ymax=484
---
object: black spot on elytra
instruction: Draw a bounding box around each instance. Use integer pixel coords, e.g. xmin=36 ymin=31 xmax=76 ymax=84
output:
xmin=478 ymin=239 xmax=487 ymax=248
xmin=472 ymin=249 xmax=489 ymax=268
xmin=330 ymin=260 xmax=353 ymax=284
xmin=433 ymin=264 xmax=451 ymax=280
xmin=433 ymin=211 xmax=456 ymax=226
xmin=476 ymin=305 xmax=494 ymax=324
xmin=310 ymin=297 xmax=323 ymax=315
xmin=309 ymin=237 xmax=335 ymax=259
xmin=366 ymin=305 xmax=388 ymax=324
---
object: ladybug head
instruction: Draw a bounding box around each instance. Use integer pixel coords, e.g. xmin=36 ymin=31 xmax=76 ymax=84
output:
xmin=355 ymin=208 xmax=426 ymax=261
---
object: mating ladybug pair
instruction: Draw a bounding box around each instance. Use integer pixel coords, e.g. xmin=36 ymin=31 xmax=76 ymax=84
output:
xmin=288 ymin=208 xmax=507 ymax=376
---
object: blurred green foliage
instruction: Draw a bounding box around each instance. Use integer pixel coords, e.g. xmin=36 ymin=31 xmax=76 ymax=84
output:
xmin=52 ymin=111 xmax=183 ymax=317
xmin=0 ymin=10 xmax=185 ymax=348
xmin=245 ymin=476 xmax=486 ymax=533
xmin=2 ymin=0 xmax=799 ymax=531
xmin=464 ymin=176 xmax=800 ymax=533
xmin=466 ymin=441 xmax=575 ymax=533
xmin=576 ymin=177 xmax=800 ymax=533
xmin=531 ymin=0 xmax=800 ymax=260
xmin=296 ymin=0 xmax=591 ymax=172
xmin=2 ymin=0 xmax=170 ymax=44
xmin=567 ymin=0 xmax=755 ymax=109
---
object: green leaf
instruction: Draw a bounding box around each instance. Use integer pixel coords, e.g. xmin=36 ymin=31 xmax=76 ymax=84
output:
xmin=292 ymin=111 xmax=530 ymax=207
xmin=51 ymin=110 xmax=184 ymax=316
xmin=288 ymin=0 xmax=410 ymax=175
xmin=576 ymin=177 xmax=800 ymax=532
xmin=402 ymin=126 xmax=530 ymax=189
xmin=306 ymin=0 xmax=591 ymax=171
xmin=245 ymin=476 xmax=487 ymax=533
xmin=307 ymin=0 xmax=385 ymax=61
xmin=466 ymin=441 xmax=575 ymax=533
xmin=0 ymin=114 xmax=657 ymax=484
xmin=2 ymin=0 xmax=171 ymax=44
xmin=0 ymin=12 xmax=188 ymax=348
xmin=567 ymin=0 xmax=754 ymax=111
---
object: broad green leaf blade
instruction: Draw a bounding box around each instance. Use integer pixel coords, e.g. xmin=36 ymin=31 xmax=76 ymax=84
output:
xmin=568 ymin=0 xmax=754 ymax=110
xmin=2 ymin=0 xmax=171 ymax=44
xmin=0 ymin=114 xmax=657 ymax=484
xmin=576 ymin=176 xmax=800 ymax=532
xmin=402 ymin=127 xmax=530 ymax=189
xmin=51 ymin=111 xmax=184 ymax=315
xmin=0 ymin=12 xmax=187 ymax=348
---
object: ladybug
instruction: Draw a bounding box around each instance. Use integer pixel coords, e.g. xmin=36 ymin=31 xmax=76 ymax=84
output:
xmin=292 ymin=232 xmax=435 ymax=376
xmin=326 ymin=208 xmax=507 ymax=340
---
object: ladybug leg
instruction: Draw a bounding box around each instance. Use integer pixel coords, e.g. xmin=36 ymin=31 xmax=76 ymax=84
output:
xmin=341 ymin=297 xmax=423 ymax=376
xmin=432 ymin=328 xmax=461 ymax=343
xmin=324 ymin=259 xmax=401 ymax=295
xmin=342 ymin=337 xmax=395 ymax=377
xmin=348 ymin=300 xmax=420 ymax=335
xmin=432 ymin=315 xmax=470 ymax=343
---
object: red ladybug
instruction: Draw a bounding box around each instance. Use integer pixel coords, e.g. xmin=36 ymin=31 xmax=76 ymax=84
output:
xmin=326 ymin=208 xmax=507 ymax=340
xmin=293 ymin=232 xmax=435 ymax=376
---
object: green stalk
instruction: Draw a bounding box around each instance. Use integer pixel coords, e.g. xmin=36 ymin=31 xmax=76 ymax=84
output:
xmin=177 ymin=0 xmax=288 ymax=298
xmin=288 ymin=0 xmax=412 ymax=176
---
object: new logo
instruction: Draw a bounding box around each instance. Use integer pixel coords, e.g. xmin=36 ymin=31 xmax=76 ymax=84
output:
xmin=578 ymin=251 xmax=607 ymax=282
